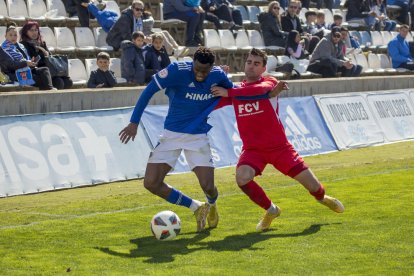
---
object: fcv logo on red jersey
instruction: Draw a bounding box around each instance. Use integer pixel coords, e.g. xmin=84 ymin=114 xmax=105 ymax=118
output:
xmin=238 ymin=102 xmax=260 ymax=114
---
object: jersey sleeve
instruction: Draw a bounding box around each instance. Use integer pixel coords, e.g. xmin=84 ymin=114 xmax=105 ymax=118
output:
xmin=151 ymin=62 xmax=179 ymax=90
xmin=129 ymin=80 xmax=160 ymax=124
xmin=227 ymin=76 xmax=277 ymax=97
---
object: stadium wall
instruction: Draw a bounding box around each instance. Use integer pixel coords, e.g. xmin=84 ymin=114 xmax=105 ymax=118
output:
xmin=1 ymin=75 xmax=414 ymax=116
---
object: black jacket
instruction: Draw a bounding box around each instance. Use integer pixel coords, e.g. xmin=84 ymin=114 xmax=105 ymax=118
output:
xmin=258 ymin=12 xmax=287 ymax=47
xmin=345 ymin=0 xmax=371 ymax=21
xmin=281 ymin=13 xmax=303 ymax=34
xmin=0 ymin=47 xmax=28 ymax=82
xmin=143 ymin=45 xmax=170 ymax=82
xmin=120 ymin=40 xmax=145 ymax=84
xmin=87 ymin=68 xmax=117 ymax=88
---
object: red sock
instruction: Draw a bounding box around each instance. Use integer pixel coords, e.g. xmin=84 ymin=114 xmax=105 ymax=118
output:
xmin=310 ymin=184 xmax=325 ymax=200
xmin=240 ymin=180 xmax=272 ymax=210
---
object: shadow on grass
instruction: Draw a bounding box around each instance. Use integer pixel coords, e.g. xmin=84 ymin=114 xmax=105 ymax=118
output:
xmin=96 ymin=223 xmax=336 ymax=263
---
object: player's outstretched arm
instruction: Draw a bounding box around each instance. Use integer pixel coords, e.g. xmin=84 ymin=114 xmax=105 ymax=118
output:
xmin=119 ymin=123 xmax=138 ymax=144
xmin=268 ymin=80 xmax=289 ymax=98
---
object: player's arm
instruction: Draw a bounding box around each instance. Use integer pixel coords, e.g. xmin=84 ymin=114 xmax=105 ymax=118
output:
xmin=119 ymin=81 xmax=160 ymax=144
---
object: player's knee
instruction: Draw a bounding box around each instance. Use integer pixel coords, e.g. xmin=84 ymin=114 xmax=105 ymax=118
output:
xmin=236 ymin=171 xmax=252 ymax=186
xmin=143 ymin=176 xmax=161 ymax=193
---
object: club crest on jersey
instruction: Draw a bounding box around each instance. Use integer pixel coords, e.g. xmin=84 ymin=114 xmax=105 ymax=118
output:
xmin=158 ymin=69 xmax=168 ymax=78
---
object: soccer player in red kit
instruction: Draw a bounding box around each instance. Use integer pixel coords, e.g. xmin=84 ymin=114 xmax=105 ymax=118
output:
xmin=212 ymin=48 xmax=344 ymax=231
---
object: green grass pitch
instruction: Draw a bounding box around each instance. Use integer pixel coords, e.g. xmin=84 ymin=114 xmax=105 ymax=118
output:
xmin=0 ymin=141 xmax=413 ymax=275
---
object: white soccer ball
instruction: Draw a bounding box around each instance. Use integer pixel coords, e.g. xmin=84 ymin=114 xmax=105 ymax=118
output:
xmin=150 ymin=210 xmax=181 ymax=241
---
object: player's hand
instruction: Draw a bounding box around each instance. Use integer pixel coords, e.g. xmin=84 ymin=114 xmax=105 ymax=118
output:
xmin=268 ymin=81 xmax=289 ymax=98
xmin=211 ymin=86 xmax=229 ymax=97
xmin=119 ymin=123 xmax=138 ymax=144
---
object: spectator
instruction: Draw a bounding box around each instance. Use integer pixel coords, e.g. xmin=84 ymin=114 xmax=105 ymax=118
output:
xmin=345 ymin=0 xmax=376 ymax=30
xmin=20 ymin=21 xmax=73 ymax=90
xmin=281 ymin=1 xmax=319 ymax=54
xmin=201 ymin=0 xmax=243 ymax=31
xmin=63 ymin=0 xmax=78 ymax=17
xmin=80 ymin=1 xmax=119 ymax=32
xmin=329 ymin=13 xmax=343 ymax=29
xmin=388 ymin=24 xmax=414 ymax=70
xmin=74 ymin=0 xmax=91 ymax=27
xmin=258 ymin=1 xmax=287 ymax=48
xmin=307 ymin=27 xmax=362 ymax=77
xmin=87 ymin=52 xmax=117 ymax=88
xmin=315 ymin=11 xmax=328 ymax=30
xmin=340 ymin=27 xmax=362 ymax=54
xmin=387 ymin=0 xmax=409 ymax=24
xmin=143 ymin=33 xmax=171 ymax=82
xmin=185 ymin=0 xmax=225 ymax=30
xmin=163 ymin=0 xmax=205 ymax=46
xmin=302 ymin=0 xmax=334 ymax=9
xmin=303 ymin=10 xmax=325 ymax=39
xmin=121 ymin=31 xmax=146 ymax=85
xmin=285 ymin=30 xmax=309 ymax=59
xmin=0 ymin=24 xmax=54 ymax=90
xmin=107 ymin=0 xmax=154 ymax=51
xmin=370 ymin=0 xmax=397 ymax=31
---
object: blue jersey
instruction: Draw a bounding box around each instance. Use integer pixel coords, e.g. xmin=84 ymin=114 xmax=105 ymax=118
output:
xmin=130 ymin=61 xmax=234 ymax=134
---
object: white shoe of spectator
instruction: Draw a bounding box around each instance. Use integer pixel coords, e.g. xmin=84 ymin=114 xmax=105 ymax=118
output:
xmin=174 ymin=46 xmax=189 ymax=58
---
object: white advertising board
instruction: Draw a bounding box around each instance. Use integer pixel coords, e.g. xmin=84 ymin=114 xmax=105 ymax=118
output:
xmin=315 ymin=94 xmax=385 ymax=150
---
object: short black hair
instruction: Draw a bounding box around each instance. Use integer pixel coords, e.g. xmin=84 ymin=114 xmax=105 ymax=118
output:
xmin=333 ymin=14 xmax=343 ymax=20
xmin=193 ymin=47 xmax=215 ymax=65
xmin=132 ymin=31 xmax=145 ymax=40
xmin=305 ymin=11 xmax=316 ymax=18
xmin=249 ymin=48 xmax=267 ymax=66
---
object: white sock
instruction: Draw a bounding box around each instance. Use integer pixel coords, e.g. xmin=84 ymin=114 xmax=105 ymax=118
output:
xmin=190 ymin=200 xmax=202 ymax=212
xmin=267 ymin=203 xmax=278 ymax=214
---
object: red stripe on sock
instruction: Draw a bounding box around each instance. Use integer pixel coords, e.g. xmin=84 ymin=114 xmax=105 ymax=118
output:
xmin=310 ymin=184 xmax=325 ymax=201
xmin=240 ymin=180 xmax=272 ymax=210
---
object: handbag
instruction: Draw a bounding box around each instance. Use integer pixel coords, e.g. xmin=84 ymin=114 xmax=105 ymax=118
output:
xmin=44 ymin=55 xmax=68 ymax=77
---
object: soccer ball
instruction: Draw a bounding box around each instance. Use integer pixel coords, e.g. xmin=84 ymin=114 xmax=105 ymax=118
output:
xmin=150 ymin=210 xmax=181 ymax=241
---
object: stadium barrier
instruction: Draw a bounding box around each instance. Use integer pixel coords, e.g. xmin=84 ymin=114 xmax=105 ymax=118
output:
xmin=1 ymin=90 xmax=413 ymax=197
xmin=2 ymin=75 xmax=414 ymax=116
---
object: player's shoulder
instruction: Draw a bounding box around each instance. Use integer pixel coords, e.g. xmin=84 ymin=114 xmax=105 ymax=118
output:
xmin=262 ymin=75 xmax=278 ymax=82
xmin=175 ymin=61 xmax=193 ymax=72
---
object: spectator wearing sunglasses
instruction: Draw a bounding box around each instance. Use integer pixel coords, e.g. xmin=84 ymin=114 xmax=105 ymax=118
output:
xmin=107 ymin=0 xmax=154 ymax=51
xmin=307 ymin=27 xmax=362 ymax=78
xmin=281 ymin=1 xmax=319 ymax=54
xmin=258 ymin=1 xmax=287 ymax=48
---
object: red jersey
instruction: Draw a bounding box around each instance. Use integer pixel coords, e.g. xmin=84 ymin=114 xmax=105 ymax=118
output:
xmin=227 ymin=76 xmax=291 ymax=151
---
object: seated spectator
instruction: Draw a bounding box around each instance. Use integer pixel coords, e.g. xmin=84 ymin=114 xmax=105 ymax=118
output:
xmin=64 ymin=0 xmax=78 ymax=17
xmin=20 ymin=21 xmax=73 ymax=90
xmin=282 ymin=1 xmax=320 ymax=54
xmin=307 ymin=27 xmax=362 ymax=77
xmin=121 ymin=31 xmax=146 ymax=85
xmin=329 ymin=14 xmax=343 ymax=29
xmin=388 ymin=24 xmax=414 ymax=70
xmin=80 ymin=1 xmax=119 ymax=32
xmin=370 ymin=0 xmax=397 ymax=31
xmin=107 ymin=0 xmax=154 ymax=51
xmin=258 ymin=1 xmax=287 ymax=48
xmin=345 ymin=0 xmax=376 ymax=30
xmin=387 ymin=0 xmax=409 ymax=24
xmin=411 ymin=0 xmax=414 ymax=31
xmin=0 ymin=24 xmax=54 ymax=90
xmin=201 ymin=0 xmax=242 ymax=31
xmin=87 ymin=52 xmax=117 ymax=88
xmin=302 ymin=0 xmax=334 ymax=10
xmin=340 ymin=27 xmax=362 ymax=55
xmin=285 ymin=30 xmax=309 ymax=59
xmin=186 ymin=0 xmax=224 ymax=30
xmin=303 ymin=10 xmax=325 ymax=39
xmin=143 ymin=33 xmax=171 ymax=82
xmin=315 ymin=11 xmax=328 ymax=30
xmin=163 ymin=0 xmax=205 ymax=46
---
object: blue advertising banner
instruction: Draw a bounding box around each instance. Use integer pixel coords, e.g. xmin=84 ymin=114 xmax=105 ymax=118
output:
xmin=278 ymin=96 xmax=338 ymax=156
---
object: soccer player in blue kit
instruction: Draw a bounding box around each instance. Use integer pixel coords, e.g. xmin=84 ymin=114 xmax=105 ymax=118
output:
xmin=119 ymin=47 xmax=273 ymax=232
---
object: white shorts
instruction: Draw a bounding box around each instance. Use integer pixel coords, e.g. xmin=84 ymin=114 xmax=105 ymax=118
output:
xmin=148 ymin=129 xmax=214 ymax=170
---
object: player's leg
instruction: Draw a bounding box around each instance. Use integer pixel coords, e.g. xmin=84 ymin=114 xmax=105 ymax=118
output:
xmin=292 ymin=168 xmax=344 ymax=213
xmin=236 ymin=150 xmax=281 ymax=231
xmin=185 ymin=140 xmax=217 ymax=231
xmin=273 ymin=145 xmax=344 ymax=213
xmin=193 ymin=166 xmax=218 ymax=229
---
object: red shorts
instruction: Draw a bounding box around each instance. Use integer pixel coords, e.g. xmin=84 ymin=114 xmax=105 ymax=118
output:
xmin=237 ymin=145 xmax=308 ymax=178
